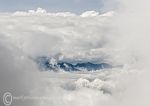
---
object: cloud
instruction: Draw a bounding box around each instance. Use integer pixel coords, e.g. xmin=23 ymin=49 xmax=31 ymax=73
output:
xmin=12 ymin=8 xmax=115 ymax=17
xmin=13 ymin=8 xmax=76 ymax=17
xmin=0 ymin=8 xmax=114 ymax=64
xmin=0 ymin=4 xmax=150 ymax=106
xmin=0 ymin=9 xmax=117 ymax=106
xmin=80 ymin=11 xmax=99 ymax=17
xmin=0 ymin=35 xmax=42 ymax=106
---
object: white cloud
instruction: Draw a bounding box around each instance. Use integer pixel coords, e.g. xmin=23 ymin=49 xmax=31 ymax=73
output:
xmin=0 ymin=8 xmax=114 ymax=64
xmin=12 ymin=8 xmax=115 ymax=17
xmin=80 ymin=11 xmax=99 ymax=17
xmin=0 ymin=3 xmax=150 ymax=106
xmin=13 ymin=8 xmax=77 ymax=17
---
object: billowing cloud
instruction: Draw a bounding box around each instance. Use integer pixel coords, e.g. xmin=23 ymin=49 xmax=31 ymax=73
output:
xmin=0 ymin=2 xmax=150 ymax=105
xmin=0 ymin=8 xmax=115 ymax=64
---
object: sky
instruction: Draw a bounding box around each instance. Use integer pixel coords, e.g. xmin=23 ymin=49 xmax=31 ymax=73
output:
xmin=0 ymin=0 xmax=116 ymax=13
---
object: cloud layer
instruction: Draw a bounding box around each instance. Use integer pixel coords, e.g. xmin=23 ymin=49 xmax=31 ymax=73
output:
xmin=0 ymin=9 xmax=115 ymax=64
xmin=0 ymin=3 xmax=150 ymax=106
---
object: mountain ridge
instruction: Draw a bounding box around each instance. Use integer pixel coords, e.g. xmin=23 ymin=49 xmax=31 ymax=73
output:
xmin=36 ymin=57 xmax=112 ymax=71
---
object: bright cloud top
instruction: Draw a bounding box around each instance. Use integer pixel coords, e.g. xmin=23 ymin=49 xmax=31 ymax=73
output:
xmin=12 ymin=8 xmax=115 ymax=17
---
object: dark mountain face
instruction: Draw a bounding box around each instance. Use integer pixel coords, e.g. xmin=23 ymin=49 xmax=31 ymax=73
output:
xmin=75 ymin=62 xmax=112 ymax=71
xmin=35 ymin=57 xmax=112 ymax=72
xmin=57 ymin=62 xmax=79 ymax=71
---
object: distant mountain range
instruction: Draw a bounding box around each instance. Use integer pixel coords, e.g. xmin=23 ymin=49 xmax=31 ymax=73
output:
xmin=35 ymin=56 xmax=112 ymax=71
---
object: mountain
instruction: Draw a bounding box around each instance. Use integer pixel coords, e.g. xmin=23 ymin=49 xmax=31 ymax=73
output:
xmin=75 ymin=62 xmax=112 ymax=71
xmin=35 ymin=57 xmax=112 ymax=71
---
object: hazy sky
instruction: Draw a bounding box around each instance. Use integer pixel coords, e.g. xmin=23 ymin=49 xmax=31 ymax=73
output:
xmin=0 ymin=0 xmax=115 ymax=13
